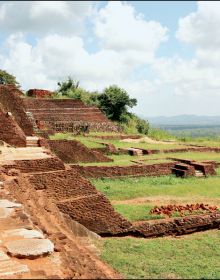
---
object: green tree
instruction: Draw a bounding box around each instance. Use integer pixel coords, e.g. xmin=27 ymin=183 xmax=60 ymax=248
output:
xmin=0 ymin=69 xmax=20 ymax=87
xmin=98 ymin=85 xmax=137 ymax=122
xmin=57 ymin=77 xmax=80 ymax=96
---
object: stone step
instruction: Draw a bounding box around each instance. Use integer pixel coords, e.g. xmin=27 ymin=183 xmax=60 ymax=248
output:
xmin=195 ymin=170 xmax=204 ymax=177
xmin=6 ymin=238 xmax=54 ymax=258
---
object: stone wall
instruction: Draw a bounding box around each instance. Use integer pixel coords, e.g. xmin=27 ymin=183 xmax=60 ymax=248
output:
xmin=42 ymin=121 xmax=119 ymax=133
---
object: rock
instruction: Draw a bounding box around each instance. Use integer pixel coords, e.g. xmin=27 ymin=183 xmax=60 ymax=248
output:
xmin=6 ymin=238 xmax=54 ymax=258
xmin=0 ymin=199 xmax=22 ymax=209
xmin=7 ymin=169 xmax=20 ymax=176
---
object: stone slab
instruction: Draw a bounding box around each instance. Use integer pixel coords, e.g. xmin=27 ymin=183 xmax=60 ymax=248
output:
xmin=0 ymin=200 xmax=22 ymax=209
xmin=2 ymin=228 xmax=44 ymax=239
xmin=6 ymin=238 xmax=54 ymax=258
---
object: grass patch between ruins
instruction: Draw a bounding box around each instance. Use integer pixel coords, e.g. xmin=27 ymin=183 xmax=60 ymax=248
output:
xmin=100 ymin=230 xmax=220 ymax=279
xmin=50 ymin=133 xmax=105 ymax=148
xmin=92 ymin=170 xmax=220 ymax=202
xmin=113 ymin=204 xmax=165 ymax=221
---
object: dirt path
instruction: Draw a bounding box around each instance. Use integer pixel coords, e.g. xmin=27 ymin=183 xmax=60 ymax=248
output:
xmin=120 ymin=136 xmax=177 ymax=144
xmin=111 ymin=196 xmax=220 ymax=207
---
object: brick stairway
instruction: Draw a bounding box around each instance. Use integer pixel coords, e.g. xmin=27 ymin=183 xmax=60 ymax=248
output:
xmin=26 ymin=137 xmax=40 ymax=147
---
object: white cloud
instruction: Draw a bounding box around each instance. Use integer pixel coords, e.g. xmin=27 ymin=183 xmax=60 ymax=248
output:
xmin=0 ymin=1 xmax=169 ymax=97
xmin=94 ymin=1 xmax=168 ymax=55
xmin=0 ymin=1 xmax=92 ymax=35
xmin=150 ymin=1 xmax=220 ymax=99
xmin=176 ymin=1 xmax=220 ymax=49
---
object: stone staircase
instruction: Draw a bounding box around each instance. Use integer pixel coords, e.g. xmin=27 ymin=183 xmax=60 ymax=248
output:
xmin=172 ymin=162 xmax=205 ymax=178
xmin=172 ymin=163 xmax=195 ymax=177
xmin=26 ymin=136 xmax=40 ymax=147
xmin=195 ymin=169 xmax=205 ymax=177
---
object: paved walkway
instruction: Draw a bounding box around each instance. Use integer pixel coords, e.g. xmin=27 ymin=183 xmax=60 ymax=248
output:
xmin=0 ymin=147 xmax=51 ymax=163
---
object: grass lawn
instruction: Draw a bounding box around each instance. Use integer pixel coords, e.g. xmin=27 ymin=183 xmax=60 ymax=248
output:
xmin=113 ymin=204 xmax=165 ymax=221
xmin=101 ymin=139 xmax=192 ymax=150
xmin=92 ymin=170 xmax=220 ymax=202
xmin=79 ymin=151 xmax=220 ymax=166
xmin=79 ymin=154 xmax=173 ymax=166
xmin=49 ymin=133 xmax=105 ymax=148
xmin=100 ymin=230 xmax=220 ymax=279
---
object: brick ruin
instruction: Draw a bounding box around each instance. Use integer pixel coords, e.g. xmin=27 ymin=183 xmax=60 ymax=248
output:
xmin=0 ymin=85 xmax=34 ymax=136
xmin=43 ymin=139 xmax=113 ymax=163
xmin=71 ymin=159 xmax=218 ymax=179
xmin=27 ymin=89 xmax=53 ymax=98
xmin=0 ymin=84 xmax=220 ymax=277
xmin=0 ymin=107 xmax=26 ymax=147
xmin=22 ymin=98 xmax=119 ymax=134
xmin=72 ymin=162 xmax=175 ymax=179
xmin=0 ymin=85 xmax=119 ymax=140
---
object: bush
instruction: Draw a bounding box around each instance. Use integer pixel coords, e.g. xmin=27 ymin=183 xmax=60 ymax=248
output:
xmin=136 ymin=118 xmax=149 ymax=135
xmin=148 ymin=127 xmax=175 ymax=141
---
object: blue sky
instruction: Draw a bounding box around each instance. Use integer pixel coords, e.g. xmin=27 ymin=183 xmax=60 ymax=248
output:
xmin=1 ymin=1 xmax=220 ymax=117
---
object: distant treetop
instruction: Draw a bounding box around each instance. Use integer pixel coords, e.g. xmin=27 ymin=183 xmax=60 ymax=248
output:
xmin=0 ymin=69 xmax=20 ymax=88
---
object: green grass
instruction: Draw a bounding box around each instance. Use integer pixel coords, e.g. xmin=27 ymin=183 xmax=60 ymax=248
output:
xmin=79 ymin=154 xmax=173 ymax=166
xmin=113 ymin=204 xmax=164 ymax=221
xmin=50 ymin=132 xmax=220 ymax=151
xmin=49 ymin=133 xmax=104 ymax=148
xmin=79 ymin=150 xmax=220 ymax=167
xmin=101 ymin=139 xmax=192 ymax=150
xmin=113 ymin=203 xmax=220 ymax=222
xmin=143 ymin=151 xmax=220 ymax=163
xmin=100 ymin=230 xmax=220 ymax=279
xmin=178 ymin=138 xmax=220 ymax=147
xmin=92 ymin=171 xmax=220 ymax=201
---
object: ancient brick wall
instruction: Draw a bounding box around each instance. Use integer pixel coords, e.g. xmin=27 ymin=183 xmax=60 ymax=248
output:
xmin=0 ymin=108 xmax=26 ymax=147
xmin=26 ymin=169 xmax=132 ymax=235
xmin=27 ymin=89 xmax=53 ymax=98
xmin=22 ymin=98 xmax=119 ymax=133
xmin=46 ymin=140 xmax=113 ymax=163
xmin=2 ymin=157 xmax=65 ymax=173
xmin=0 ymin=85 xmax=34 ymax=135
xmin=71 ymin=162 xmax=175 ymax=178
xmin=133 ymin=212 xmax=220 ymax=238
xmin=163 ymin=147 xmax=220 ymax=153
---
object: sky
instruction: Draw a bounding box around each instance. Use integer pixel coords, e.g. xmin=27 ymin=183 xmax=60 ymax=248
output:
xmin=1 ymin=1 xmax=220 ymax=117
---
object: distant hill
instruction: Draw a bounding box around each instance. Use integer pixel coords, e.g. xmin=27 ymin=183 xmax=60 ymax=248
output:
xmin=145 ymin=115 xmax=220 ymax=126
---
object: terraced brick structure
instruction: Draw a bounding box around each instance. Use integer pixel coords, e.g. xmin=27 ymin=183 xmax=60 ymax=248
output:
xmin=22 ymin=97 xmax=119 ymax=133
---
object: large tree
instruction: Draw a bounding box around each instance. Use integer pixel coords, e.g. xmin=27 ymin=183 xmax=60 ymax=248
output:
xmin=0 ymin=69 xmax=20 ymax=87
xmin=97 ymin=85 xmax=137 ymax=122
